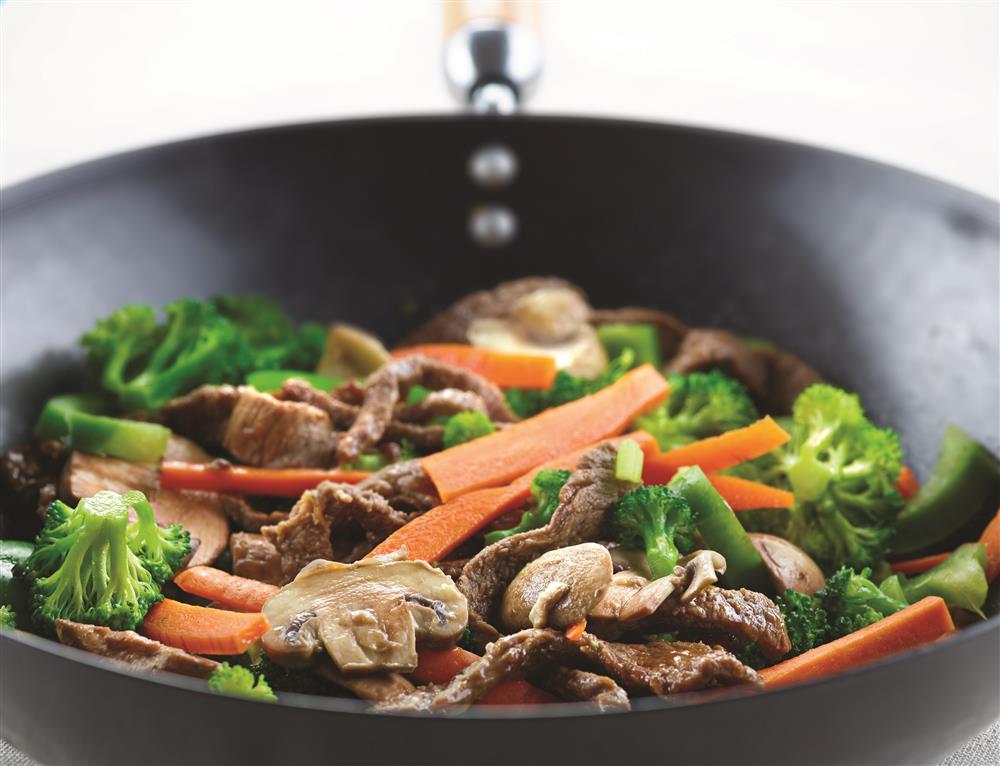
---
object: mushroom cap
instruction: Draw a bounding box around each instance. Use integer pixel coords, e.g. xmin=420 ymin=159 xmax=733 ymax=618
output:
xmin=500 ymin=543 xmax=613 ymax=631
xmin=749 ymin=533 xmax=826 ymax=595
xmin=262 ymin=554 xmax=467 ymax=674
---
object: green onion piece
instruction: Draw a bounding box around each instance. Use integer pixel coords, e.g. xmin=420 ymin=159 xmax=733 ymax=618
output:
xmin=244 ymin=370 xmax=342 ymax=393
xmin=35 ymin=394 xmax=170 ymax=463
xmin=615 ymin=439 xmax=645 ymax=483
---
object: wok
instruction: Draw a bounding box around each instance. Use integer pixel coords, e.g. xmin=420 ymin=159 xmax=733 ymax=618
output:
xmin=1 ymin=11 xmax=998 ymax=766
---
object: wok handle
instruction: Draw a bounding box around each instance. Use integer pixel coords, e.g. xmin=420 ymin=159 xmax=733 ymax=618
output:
xmin=442 ymin=1 xmax=543 ymax=114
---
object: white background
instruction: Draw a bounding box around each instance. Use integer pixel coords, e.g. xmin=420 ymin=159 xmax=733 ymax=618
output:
xmin=1 ymin=0 xmax=998 ymax=198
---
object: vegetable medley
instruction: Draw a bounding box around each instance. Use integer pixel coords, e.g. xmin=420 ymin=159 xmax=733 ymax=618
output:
xmin=1 ymin=278 xmax=998 ymax=711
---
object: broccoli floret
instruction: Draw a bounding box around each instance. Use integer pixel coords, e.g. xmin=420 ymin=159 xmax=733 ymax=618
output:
xmin=208 ymin=662 xmax=277 ymax=702
xmin=123 ymin=491 xmax=190 ymax=584
xmin=80 ymin=305 xmax=161 ymax=397
xmin=24 ymin=492 xmax=164 ymax=631
xmin=635 ymin=370 xmax=759 ymax=451
xmin=244 ymin=655 xmax=340 ymax=697
xmin=611 ymin=485 xmax=694 ymax=579
xmin=211 ymin=296 xmax=324 ymax=371
xmin=779 ymin=384 xmax=904 ymax=571
xmin=442 ymin=411 xmax=496 ymax=449
xmin=817 ymin=566 xmax=906 ymax=639
xmin=484 ymin=470 xmax=571 ymax=544
xmin=506 ymin=350 xmax=634 ymax=418
xmin=0 ymin=605 xmax=16 ymax=629
xmin=777 ymin=588 xmax=828 ymax=656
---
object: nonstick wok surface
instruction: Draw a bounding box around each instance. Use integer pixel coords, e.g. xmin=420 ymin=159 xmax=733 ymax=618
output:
xmin=0 ymin=115 xmax=997 ymax=765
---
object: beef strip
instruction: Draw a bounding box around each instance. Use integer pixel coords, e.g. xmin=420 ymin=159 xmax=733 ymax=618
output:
xmin=589 ymin=307 xmax=689 ymax=360
xmin=759 ymin=347 xmax=824 ymax=414
xmin=0 ymin=439 xmax=69 ymax=539
xmin=458 ymin=443 xmax=636 ymax=632
xmin=221 ymin=495 xmax=290 ymax=532
xmin=580 ymin=637 xmax=760 ymax=696
xmin=55 ymin=619 xmax=219 ymax=679
xmin=667 ymin=329 xmax=772 ymax=401
xmin=398 ymin=277 xmax=586 ymax=347
xmin=532 ymin=666 xmax=631 ymax=711
xmin=161 ymin=384 xmax=240 ymax=449
xmin=356 ymin=460 xmax=440 ymax=514
xmin=223 ymin=387 xmax=338 ymax=467
xmin=261 ymin=482 xmax=412 ymax=582
xmin=394 ymin=388 xmax=488 ymax=422
xmin=338 ymin=357 xmax=517 ymax=464
xmin=375 ymin=628 xmax=579 ymax=713
xmin=230 ymin=532 xmax=285 ymax=585
xmin=312 ymin=659 xmax=415 ymax=703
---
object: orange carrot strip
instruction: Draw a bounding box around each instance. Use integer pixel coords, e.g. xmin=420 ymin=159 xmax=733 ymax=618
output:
xmin=410 ymin=647 xmax=556 ymax=705
xmin=979 ymin=508 xmax=1000 ymax=583
xmin=895 ymin=465 xmax=920 ymax=500
xmin=140 ymin=599 xmax=269 ymax=655
xmin=643 ymin=416 xmax=791 ymax=485
xmin=369 ymin=431 xmax=657 ymax=561
xmin=173 ymin=566 xmax=279 ymax=612
xmin=159 ymin=462 xmax=369 ymax=497
xmin=392 ymin=344 xmax=558 ymax=389
xmin=759 ymin=597 xmax=955 ymax=688
xmin=565 ymin=619 xmax=587 ymax=642
xmin=889 ymin=552 xmax=951 ymax=576
xmin=423 ymin=364 xmax=669 ymax=501
xmin=707 ymin=474 xmax=795 ymax=511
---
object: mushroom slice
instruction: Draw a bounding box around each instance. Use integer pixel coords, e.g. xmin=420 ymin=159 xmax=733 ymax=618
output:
xmin=501 ymin=543 xmax=613 ymax=631
xmin=316 ymin=323 xmax=392 ymax=380
xmin=588 ymin=570 xmax=650 ymax=620
xmin=262 ymin=553 xmax=467 ymax=674
xmin=749 ymin=533 xmax=825 ymax=595
xmin=619 ymin=551 xmax=727 ymax=622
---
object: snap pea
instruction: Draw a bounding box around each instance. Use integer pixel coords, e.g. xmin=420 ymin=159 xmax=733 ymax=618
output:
xmin=244 ymin=369 xmax=342 ymax=393
xmin=596 ymin=323 xmax=662 ymax=369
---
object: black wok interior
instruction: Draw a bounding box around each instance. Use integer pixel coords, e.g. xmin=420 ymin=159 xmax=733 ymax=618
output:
xmin=0 ymin=116 xmax=997 ymax=765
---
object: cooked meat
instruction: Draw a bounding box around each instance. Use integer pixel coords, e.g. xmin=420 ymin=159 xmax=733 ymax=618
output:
xmin=230 ymin=532 xmax=285 ymax=585
xmin=357 ymin=460 xmax=440 ymax=514
xmin=533 ymin=666 xmax=630 ymax=711
xmin=458 ymin=443 xmax=636 ymax=632
xmin=55 ymin=619 xmax=218 ymax=679
xmin=223 ymin=387 xmax=338 ymax=468
xmin=1 ymin=439 xmax=70 ymax=537
xmin=375 ymin=628 xmax=578 ymax=713
xmin=399 ymin=277 xmax=586 ymax=347
xmin=62 ymin=445 xmax=229 ymax=567
xmin=338 ymin=357 xmax=516 ymax=464
xmin=435 ymin=559 xmax=470 ymax=580
xmin=313 ymin=659 xmax=415 ymax=702
xmin=667 ymin=329 xmax=771 ymax=402
xmin=759 ymin=346 xmax=824 ymax=414
xmin=394 ymin=388 xmax=488 ymax=423
xmin=161 ymin=384 xmax=240 ymax=449
xmin=590 ymin=307 xmax=689 ymax=360
xmin=221 ymin=495 xmax=290 ymax=533
xmin=580 ymin=637 xmax=760 ymax=696
xmin=261 ymin=482 xmax=412 ymax=581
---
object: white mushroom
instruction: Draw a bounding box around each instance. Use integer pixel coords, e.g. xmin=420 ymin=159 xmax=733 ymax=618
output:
xmin=316 ymin=323 xmax=392 ymax=379
xmin=500 ymin=543 xmax=613 ymax=631
xmin=262 ymin=552 xmax=467 ymax=674
xmin=620 ymin=550 xmax=727 ymax=621
xmin=749 ymin=533 xmax=826 ymax=595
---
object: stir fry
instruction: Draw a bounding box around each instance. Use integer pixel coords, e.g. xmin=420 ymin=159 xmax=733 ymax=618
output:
xmin=1 ymin=277 xmax=997 ymax=711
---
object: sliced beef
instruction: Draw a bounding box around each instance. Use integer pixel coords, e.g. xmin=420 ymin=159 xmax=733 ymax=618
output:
xmin=161 ymin=384 xmax=240 ymax=449
xmin=435 ymin=559 xmax=470 ymax=580
xmin=399 ymin=277 xmax=585 ymax=347
xmin=394 ymin=389 xmax=488 ymax=422
xmin=313 ymin=659 xmax=415 ymax=702
xmin=580 ymin=638 xmax=759 ymax=696
xmin=230 ymin=532 xmax=285 ymax=585
xmin=0 ymin=439 xmax=70 ymax=538
xmin=276 ymin=378 xmax=357 ymax=428
xmin=221 ymin=495 xmax=290 ymax=533
xmin=357 ymin=460 xmax=440 ymax=515
xmin=458 ymin=443 xmax=636 ymax=632
xmin=667 ymin=329 xmax=771 ymax=401
xmin=338 ymin=357 xmax=516 ymax=464
xmin=223 ymin=388 xmax=338 ymax=468
xmin=55 ymin=619 xmax=219 ymax=679
xmin=375 ymin=628 xmax=578 ymax=713
xmin=759 ymin=347 xmax=824 ymax=414
xmin=533 ymin=666 xmax=630 ymax=711
xmin=589 ymin=307 xmax=689 ymax=360
xmin=261 ymin=482 xmax=412 ymax=582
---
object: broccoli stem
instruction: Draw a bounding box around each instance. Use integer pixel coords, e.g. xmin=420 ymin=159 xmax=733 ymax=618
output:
xmin=35 ymin=395 xmax=170 ymax=463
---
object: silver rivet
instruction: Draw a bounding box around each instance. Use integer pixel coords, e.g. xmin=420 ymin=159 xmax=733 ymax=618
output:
xmin=469 ymin=204 xmax=518 ymax=247
xmin=468 ymin=144 xmax=519 ymax=188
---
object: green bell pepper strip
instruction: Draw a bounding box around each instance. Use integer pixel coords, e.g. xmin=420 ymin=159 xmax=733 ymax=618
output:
xmin=881 ymin=543 xmax=989 ymax=617
xmin=596 ymin=323 xmax=662 ymax=369
xmin=244 ymin=369 xmax=342 ymax=393
xmin=35 ymin=394 xmax=170 ymax=463
xmin=0 ymin=540 xmax=34 ymax=625
xmin=892 ymin=426 xmax=1000 ymax=557
xmin=668 ymin=465 xmax=773 ymax=593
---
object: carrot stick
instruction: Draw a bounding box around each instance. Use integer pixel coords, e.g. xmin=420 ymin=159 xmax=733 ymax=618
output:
xmin=410 ymin=647 xmax=556 ymax=705
xmin=173 ymin=566 xmax=279 ymax=612
xmin=759 ymin=597 xmax=955 ymax=688
xmin=889 ymin=552 xmax=951 ymax=576
xmin=369 ymin=431 xmax=657 ymax=561
xmin=160 ymin=462 xmax=370 ymax=497
xmin=565 ymin=619 xmax=587 ymax=642
xmin=423 ymin=365 xmax=669 ymax=501
xmin=895 ymin=465 xmax=920 ymax=500
xmin=707 ymin=474 xmax=795 ymax=511
xmin=140 ymin=599 xmax=269 ymax=655
xmin=978 ymin=508 xmax=1000 ymax=582
xmin=643 ymin=416 xmax=791 ymax=485
xmin=391 ymin=344 xmax=558 ymax=390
